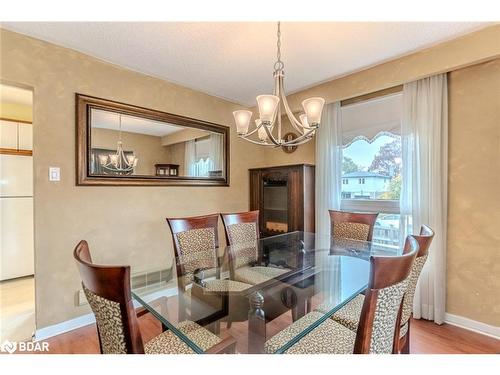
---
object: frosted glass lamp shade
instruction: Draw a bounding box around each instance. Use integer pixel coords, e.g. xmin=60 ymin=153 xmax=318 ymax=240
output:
xmin=126 ymin=154 xmax=136 ymax=166
xmin=98 ymin=154 xmax=108 ymax=166
xmin=256 ymin=95 xmax=279 ymax=122
xmin=109 ymin=154 xmax=119 ymax=166
xmin=299 ymin=113 xmax=311 ymax=130
xmin=233 ymin=110 xmax=252 ymax=135
xmin=302 ymin=97 xmax=325 ymax=125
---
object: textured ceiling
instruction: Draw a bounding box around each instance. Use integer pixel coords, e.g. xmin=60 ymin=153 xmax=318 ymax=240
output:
xmin=1 ymin=22 xmax=491 ymax=106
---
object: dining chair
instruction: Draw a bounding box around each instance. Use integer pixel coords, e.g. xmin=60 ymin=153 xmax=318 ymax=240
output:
xmin=264 ymin=235 xmax=419 ymax=354
xmin=73 ymin=240 xmax=236 ymax=354
xmin=326 ymin=225 xmax=434 ymax=354
xmin=166 ymin=214 xmax=252 ymax=322
xmin=221 ymin=210 xmax=291 ymax=286
xmin=329 ymin=210 xmax=379 ymax=241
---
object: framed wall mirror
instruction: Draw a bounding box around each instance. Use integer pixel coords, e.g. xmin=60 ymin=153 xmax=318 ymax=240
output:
xmin=76 ymin=94 xmax=230 ymax=186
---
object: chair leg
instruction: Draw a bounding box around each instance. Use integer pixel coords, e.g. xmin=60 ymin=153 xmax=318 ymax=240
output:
xmin=401 ymin=324 xmax=410 ymax=354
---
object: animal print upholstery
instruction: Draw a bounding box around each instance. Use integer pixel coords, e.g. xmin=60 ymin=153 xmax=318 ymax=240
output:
xmin=332 ymin=222 xmax=370 ymax=241
xmin=176 ymin=228 xmax=217 ymax=282
xmin=369 ymin=279 xmax=409 ymax=354
xmin=227 ymin=222 xmax=257 ymax=246
xmin=401 ymin=255 xmax=428 ymax=325
xmin=321 ymin=294 xmax=364 ymax=331
xmin=202 ymin=279 xmax=251 ymax=293
xmin=265 ymin=311 xmax=356 ymax=354
xmin=234 ymin=265 xmax=290 ymax=285
xmin=144 ymin=321 xmax=222 ymax=354
xmin=329 ymin=255 xmax=428 ymax=339
xmin=231 ymin=244 xmax=259 ymax=269
xmin=82 ymin=284 xmax=127 ymax=354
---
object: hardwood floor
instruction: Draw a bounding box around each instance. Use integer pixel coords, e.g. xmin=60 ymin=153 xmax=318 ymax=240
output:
xmin=41 ymin=313 xmax=499 ymax=354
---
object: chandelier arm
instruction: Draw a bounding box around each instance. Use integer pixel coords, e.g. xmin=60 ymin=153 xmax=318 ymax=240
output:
xmin=242 ymin=119 xmax=265 ymax=137
xmin=263 ymin=124 xmax=281 ymax=146
xmin=281 ymin=136 xmax=317 ymax=147
xmin=101 ymin=164 xmax=134 ymax=172
xmin=274 ymin=73 xmax=282 ymax=142
xmin=278 ymin=76 xmax=307 ymax=132
xmin=237 ymin=137 xmax=279 ymax=147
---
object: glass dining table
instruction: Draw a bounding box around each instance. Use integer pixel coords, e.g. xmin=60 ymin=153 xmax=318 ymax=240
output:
xmin=131 ymin=231 xmax=400 ymax=354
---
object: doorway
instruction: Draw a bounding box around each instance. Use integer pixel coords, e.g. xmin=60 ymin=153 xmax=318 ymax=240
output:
xmin=0 ymin=83 xmax=35 ymax=342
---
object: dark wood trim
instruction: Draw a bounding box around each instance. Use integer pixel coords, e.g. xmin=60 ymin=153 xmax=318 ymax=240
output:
xmin=75 ymin=93 xmax=230 ymax=187
xmin=0 ymin=148 xmax=32 ymax=156
xmin=0 ymin=117 xmax=32 ymax=124
xmin=340 ymin=85 xmax=403 ymax=107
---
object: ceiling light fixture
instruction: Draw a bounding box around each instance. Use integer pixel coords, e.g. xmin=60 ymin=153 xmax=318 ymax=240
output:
xmin=232 ymin=22 xmax=325 ymax=147
xmin=98 ymin=114 xmax=138 ymax=174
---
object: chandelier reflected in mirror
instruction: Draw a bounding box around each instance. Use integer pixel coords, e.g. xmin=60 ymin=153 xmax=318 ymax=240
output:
xmin=98 ymin=114 xmax=138 ymax=174
xmin=233 ymin=22 xmax=325 ymax=147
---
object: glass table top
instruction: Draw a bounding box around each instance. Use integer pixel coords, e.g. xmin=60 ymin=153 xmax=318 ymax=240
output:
xmin=131 ymin=231 xmax=400 ymax=354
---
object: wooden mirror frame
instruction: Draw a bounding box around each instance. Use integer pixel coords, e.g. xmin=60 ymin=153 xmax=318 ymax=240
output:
xmin=76 ymin=94 xmax=230 ymax=186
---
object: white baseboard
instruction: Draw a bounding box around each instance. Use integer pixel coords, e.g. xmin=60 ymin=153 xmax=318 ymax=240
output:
xmin=444 ymin=313 xmax=500 ymax=340
xmin=35 ymin=286 xmax=178 ymax=342
xmin=35 ymin=312 xmax=95 ymax=341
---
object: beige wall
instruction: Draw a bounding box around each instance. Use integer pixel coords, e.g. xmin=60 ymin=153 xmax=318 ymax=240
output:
xmin=92 ymin=128 xmax=171 ymax=175
xmin=447 ymin=59 xmax=500 ymax=326
xmin=161 ymin=127 xmax=209 ymax=146
xmin=164 ymin=141 xmax=187 ymax=176
xmin=0 ymin=28 xmax=266 ymax=328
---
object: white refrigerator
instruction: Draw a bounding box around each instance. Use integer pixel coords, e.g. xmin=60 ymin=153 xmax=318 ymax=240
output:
xmin=0 ymin=154 xmax=34 ymax=281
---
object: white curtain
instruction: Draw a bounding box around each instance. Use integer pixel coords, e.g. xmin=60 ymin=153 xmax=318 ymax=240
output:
xmin=184 ymin=140 xmax=196 ymax=176
xmin=315 ymin=101 xmax=343 ymax=236
xmin=400 ymin=74 xmax=448 ymax=324
xmin=208 ymin=133 xmax=224 ymax=173
xmin=315 ymin=102 xmax=343 ymax=306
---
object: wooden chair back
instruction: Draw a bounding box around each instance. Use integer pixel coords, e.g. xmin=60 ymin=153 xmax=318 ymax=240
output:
xmin=166 ymin=213 xmax=221 ymax=287
xmin=220 ymin=210 xmax=260 ymax=245
xmin=400 ymin=225 xmax=434 ymax=327
xmin=73 ymin=240 xmax=144 ymax=354
xmin=353 ymin=235 xmax=419 ymax=354
xmin=329 ymin=210 xmax=379 ymax=241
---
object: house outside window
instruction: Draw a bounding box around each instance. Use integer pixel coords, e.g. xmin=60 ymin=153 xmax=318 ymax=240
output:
xmin=340 ymin=92 xmax=403 ymax=250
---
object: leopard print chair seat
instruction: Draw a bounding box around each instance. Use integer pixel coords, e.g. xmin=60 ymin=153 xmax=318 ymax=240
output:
xmin=326 ymin=226 xmax=434 ymax=353
xmin=265 ymin=236 xmax=419 ymax=354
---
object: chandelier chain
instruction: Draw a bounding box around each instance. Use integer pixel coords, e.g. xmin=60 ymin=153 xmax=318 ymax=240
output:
xmin=274 ymin=21 xmax=284 ymax=72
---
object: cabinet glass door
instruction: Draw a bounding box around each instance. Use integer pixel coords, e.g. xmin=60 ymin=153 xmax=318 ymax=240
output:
xmin=262 ymin=178 xmax=288 ymax=235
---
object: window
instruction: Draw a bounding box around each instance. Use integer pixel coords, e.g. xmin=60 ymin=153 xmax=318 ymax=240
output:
xmin=340 ymin=92 xmax=403 ymax=250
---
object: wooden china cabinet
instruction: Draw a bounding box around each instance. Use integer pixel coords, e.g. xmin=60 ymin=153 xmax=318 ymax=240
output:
xmin=249 ymin=164 xmax=315 ymax=237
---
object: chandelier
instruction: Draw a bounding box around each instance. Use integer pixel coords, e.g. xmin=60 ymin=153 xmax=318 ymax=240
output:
xmin=98 ymin=114 xmax=138 ymax=174
xmin=232 ymin=22 xmax=325 ymax=147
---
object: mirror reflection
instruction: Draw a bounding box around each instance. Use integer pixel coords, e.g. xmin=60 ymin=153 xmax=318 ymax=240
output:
xmin=90 ymin=108 xmax=225 ymax=179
